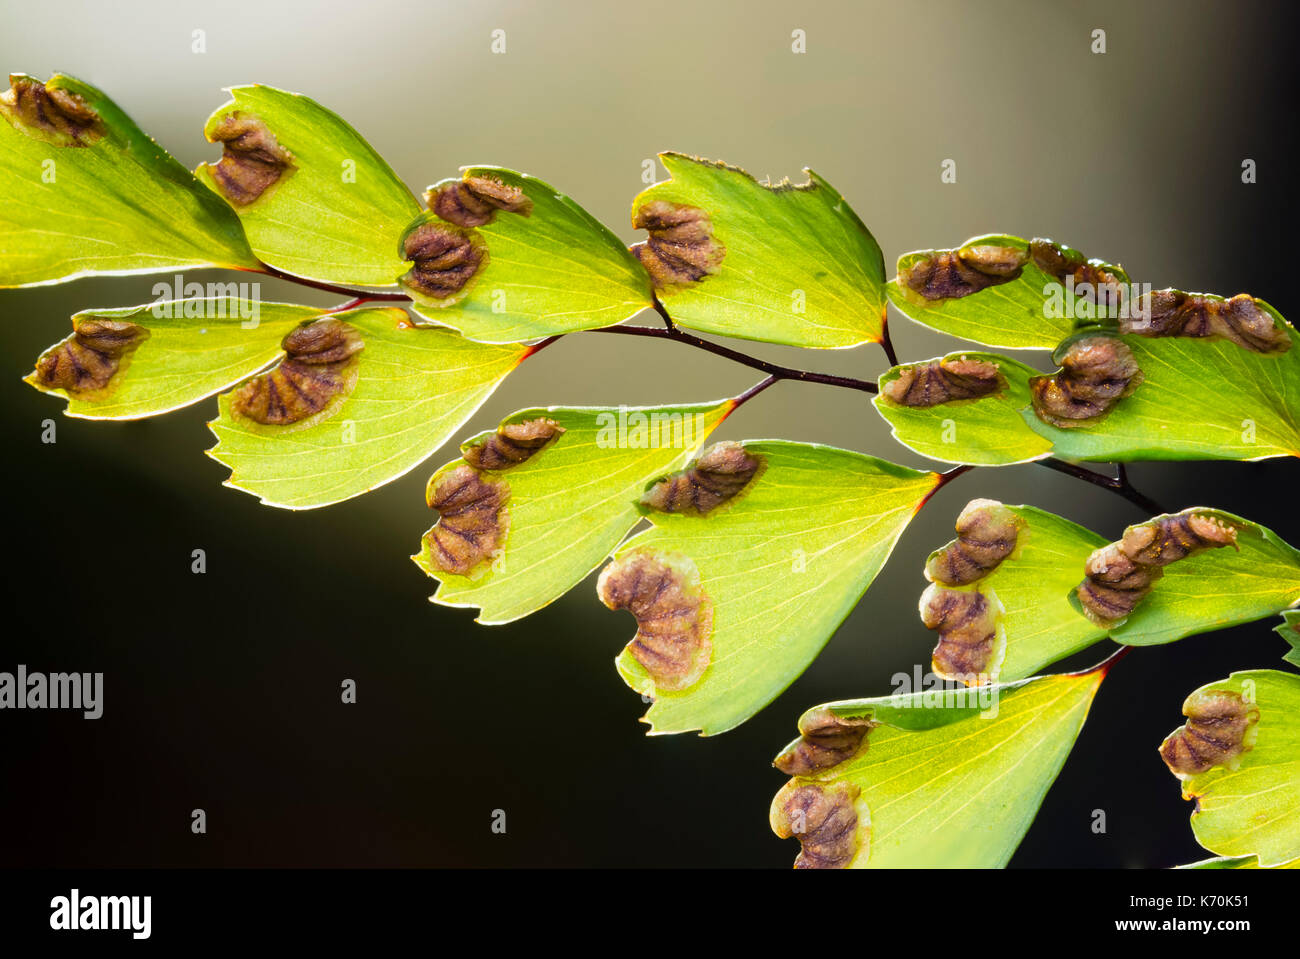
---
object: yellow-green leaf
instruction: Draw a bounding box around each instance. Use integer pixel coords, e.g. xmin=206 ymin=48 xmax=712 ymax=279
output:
xmin=631 ymin=153 xmax=886 ymax=348
xmin=0 ymin=73 xmax=256 ymax=287
xmin=195 ymin=84 xmax=420 ymax=287
xmin=414 ymin=401 xmax=732 ymax=624
xmin=207 ymin=308 xmax=526 ymax=509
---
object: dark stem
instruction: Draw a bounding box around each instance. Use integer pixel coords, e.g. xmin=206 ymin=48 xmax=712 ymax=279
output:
xmin=652 ymin=296 xmax=676 ymax=331
xmin=1035 ymin=458 xmax=1166 ymax=515
xmin=251 ymin=265 xmax=1165 ymax=516
xmin=1070 ymin=643 xmax=1133 ymax=677
xmin=731 ymin=374 xmax=780 ymax=409
xmin=247 ymin=262 xmax=413 ymax=302
xmin=878 ymin=314 xmax=900 ymax=367
xmin=590 ymin=324 xmax=878 ymax=393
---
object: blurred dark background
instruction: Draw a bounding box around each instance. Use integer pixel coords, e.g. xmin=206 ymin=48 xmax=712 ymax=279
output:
xmin=0 ymin=0 xmax=1296 ymax=867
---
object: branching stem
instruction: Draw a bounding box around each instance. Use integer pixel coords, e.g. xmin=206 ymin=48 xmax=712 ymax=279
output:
xmin=1035 ymin=458 xmax=1166 ymax=515
xmin=262 ymin=270 xmax=1163 ymax=517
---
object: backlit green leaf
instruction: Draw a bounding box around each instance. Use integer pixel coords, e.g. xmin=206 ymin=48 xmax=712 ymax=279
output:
xmin=1162 ymin=670 xmax=1300 ymax=868
xmin=1099 ymin=510 xmax=1300 ymax=646
xmin=886 ymin=233 xmax=1128 ymax=349
xmin=25 ymin=299 xmax=317 ymax=419
xmin=631 ymin=153 xmax=886 ymax=348
xmin=405 ymin=167 xmax=653 ymax=342
xmin=874 ymin=352 xmax=1052 ymax=466
xmin=1026 ymin=318 xmax=1300 ymax=462
xmin=195 ymin=84 xmax=420 ymax=287
xmin=0 ymin=73 xmax=256 ymax=287
xmin=1275 ymin=610 xmax=1300 ymax=668
xmin=770 ymin=670 xmax=1105 ymax=867
xmin=921 ymin=502 xmax=1109 ymax=683
xmin=414 ymin=401 xmax=732 ymax=624
xmin=600 ymin=443 xmax=938 ymax=735
xmin=207 ymin=308 xmax=527 ymax=509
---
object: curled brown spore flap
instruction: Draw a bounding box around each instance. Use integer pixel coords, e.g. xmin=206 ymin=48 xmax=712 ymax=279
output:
xmin=424 ymin=465 xmax=510 ymax=577
xmin=597 ymin=550 xmax=713 ymax=692
xmin=402 ymin=222 xmax=486 ymax=302
xmin=1029 ymin=238 xmax=1124 ymax=302
xmin=462 ymin=418 xmax=565 ymax=471
xmin=640 ymin=442 xmax=762 ymax=515
xmin=774 ymin=708 xmax=875 ymax=776
xmin=630 ymin=200 xmax=725 ymax=291
xmin=0 ymin=77 xmax=103 ymax=146
xmin=885 ymin=356 xmax=1005 ymax=408
xmin=920 ymin=584 xmax=1003 ymax=681
xmin=34 ymin=318 xmax=149 ymax=394
xmin=900 ymin=244 xmax=1027 ymax=301
xmin=429 ymin=175 xmax=533 ymax=228
xmin=926 ymin=499 xmax=1021 ymax=586
xmin=772 ymin=781 xmax=864 ymax=869
xmin=1076 ymin=512 xmax=1238 ymax=626
xmin=1030 ymin=335 xmax=1143 ymax=428
xmin=1160 ymin=689 xmax=1259 ymax=778
xmin=230 ymin=318 xmax=363 ymax=426
xmin=1124 ymin=291 xmax=1290 ymax=355
xmin=206 ymin=112 xmax=295 ymax=205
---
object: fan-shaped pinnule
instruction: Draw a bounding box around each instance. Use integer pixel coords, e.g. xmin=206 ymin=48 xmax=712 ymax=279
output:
xmin=597 ymin=549 xmax=713 ymax=693
xmin=32 ymin=318 xmax=149 ymax=396
xmin=1076 ymin=511 xmax=1239 ymax=626
xmin=230 ymin=318 xmax=363 ymax=427
xmin=1160 ymin=688 xmax=1259 ymax=778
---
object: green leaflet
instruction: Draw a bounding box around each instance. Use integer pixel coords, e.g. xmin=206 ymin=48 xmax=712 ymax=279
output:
xmin=25 ymin=299 xmax=317 ymax=419
xmin=0 ymin=73 xmax=256 ymax=287
xmin=631 ymin=153 xmax=886 ymax=348
xmin=770 ymin=670 xmax=1105 ymax=868
xmin=1276 ymin=610 xmax=1300 ymax=668
xmin=874 ymin=352 xmax=1052 ymax=466
xmin=922 ymin=503 xmax=1109 ymax=683
xmin=1100 ymin=510 xmax=1300 ymax=646
xmin=886 ymin=234 xmax=1128 ymax=350
xmin=405 ymin=167 xmax=653 ymax=342
xmin=414 ymin=401 xmax=733 ymax=624
xmin=195 ymin=84 xmax=420 ymax=287
xmin=1026 ymin=318 xmax=1300 ymax=462
xmin=601 ymin=442 xmax=938 ymax=735
xmin=1178 ymin=854 xmax=1300 ymax=869
xmin=207 ymin=308 xmax=526 ymax=509
xmin=1164 ymin=670 xmax=1300 ymax=868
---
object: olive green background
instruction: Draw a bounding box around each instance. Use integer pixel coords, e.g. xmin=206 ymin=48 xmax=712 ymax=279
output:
xmin=0 ymin=0 xmax=1295 ymax=867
